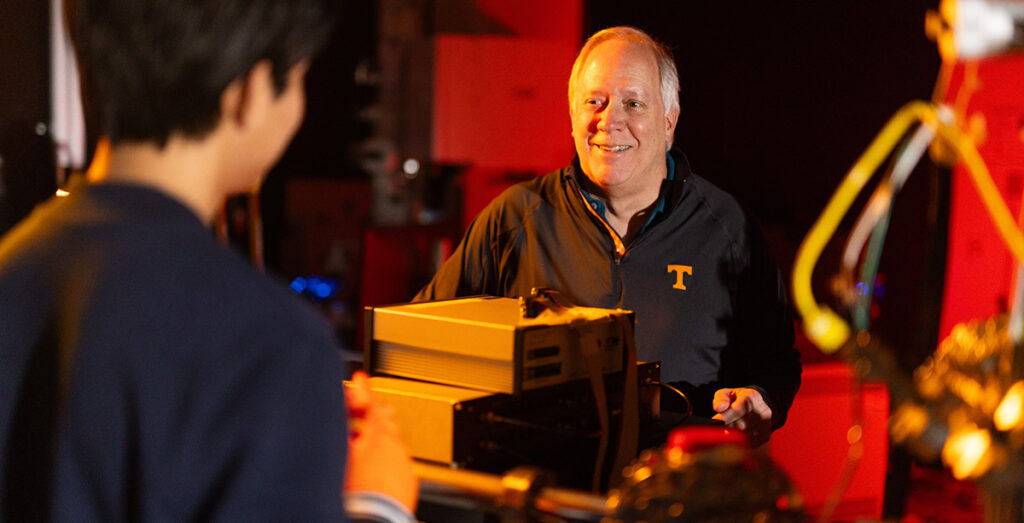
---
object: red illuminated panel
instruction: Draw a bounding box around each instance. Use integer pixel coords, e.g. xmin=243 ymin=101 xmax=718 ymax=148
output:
xmin=476 ymin=0 xmax=581 ymax=42
xmin=433 ymin=35 xmax=576 ymax=171
xmin=769 ymin=362 xmax=890 ymax=520
xmin=939 ymin=55 xmax=1024 ymax=338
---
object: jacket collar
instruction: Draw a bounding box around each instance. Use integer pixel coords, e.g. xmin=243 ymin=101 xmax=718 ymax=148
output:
xmin=564 ymin=148 xmax=693 ymax=230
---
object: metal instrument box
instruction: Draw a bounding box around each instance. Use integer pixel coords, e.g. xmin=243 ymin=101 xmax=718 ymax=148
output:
xmin=354 ymin=361 xmax=660 ymax=478
xmin=365 ymin=296 xmax=630 ymax=394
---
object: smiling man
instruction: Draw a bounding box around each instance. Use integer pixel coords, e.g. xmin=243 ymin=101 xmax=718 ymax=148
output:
xmin=416 ymin=26 xmax=801 ymax=447
xmin=570 ymin=35 xmax=677 ymax=243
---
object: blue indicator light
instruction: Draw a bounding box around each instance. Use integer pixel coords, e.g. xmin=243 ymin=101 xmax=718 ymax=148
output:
xmin=854 ymin=281 xmax=886 ymax=298
xmin=314 ymin=282 xmax=333 ymax=299
xmin=290 ymin=275 xmax=339 ymax=302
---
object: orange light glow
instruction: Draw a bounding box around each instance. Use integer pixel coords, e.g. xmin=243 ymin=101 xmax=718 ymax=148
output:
xmin=890 ymin=403 xmax=929 ymax=443
xmin=847 ymin=424 xmax=863 ymax=445
xmin=994 ymin=381 xmax=1024 ymax=431
xmin=86 ymin=137 xmax=111 ymax=183
xmin=942 ymin=427 xmax=992 ymax=479
xmin=631 ymin=466 xmax=651 ymax=483
xmin=501 ymin=474 xmax=531 ymax=494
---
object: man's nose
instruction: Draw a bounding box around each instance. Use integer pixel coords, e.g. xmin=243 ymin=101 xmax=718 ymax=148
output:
xmin=597 ymin=101 xmax=626 ymax=132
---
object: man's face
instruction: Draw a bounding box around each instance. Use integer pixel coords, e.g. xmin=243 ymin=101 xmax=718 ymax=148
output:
xmin=570 ymin=40 xmax=678 ymax=195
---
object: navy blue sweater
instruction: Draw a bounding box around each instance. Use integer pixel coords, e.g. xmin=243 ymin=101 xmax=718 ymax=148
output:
xmin=0 ymin=181 xmax=348 ymax=521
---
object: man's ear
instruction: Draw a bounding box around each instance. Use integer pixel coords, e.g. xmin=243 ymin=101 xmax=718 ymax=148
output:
xmin=220 ymin=60 xmax=275 ymax=129
xmin=664 ymin=106 xmax=680 ymax=143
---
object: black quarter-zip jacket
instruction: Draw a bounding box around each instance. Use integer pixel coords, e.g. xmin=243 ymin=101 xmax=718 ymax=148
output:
xmin=415 ymin=149 xmax=801 ymax=428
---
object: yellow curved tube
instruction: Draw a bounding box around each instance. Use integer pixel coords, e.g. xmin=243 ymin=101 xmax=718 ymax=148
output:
xmin=792 ymin=102 xmax=938 ymax=351
xmin=793 ymin=99 xmax=1024 ymax=353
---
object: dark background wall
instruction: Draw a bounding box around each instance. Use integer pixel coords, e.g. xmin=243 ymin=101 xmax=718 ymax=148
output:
xmin=0 ymin=0 xmax=50 ymax=128
xmin=0 ymin=0 xmax=55 ymax=234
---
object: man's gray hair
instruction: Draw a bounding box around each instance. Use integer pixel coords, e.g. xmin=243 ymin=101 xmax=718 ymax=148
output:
xmin=568 ymin=26 xmax=680 ymax=118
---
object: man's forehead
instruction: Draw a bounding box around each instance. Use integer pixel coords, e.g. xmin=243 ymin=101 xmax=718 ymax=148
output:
xmin=577 ymin=40 xmax=659 ymax=89
xmin=586 ymin=38 xmax=655 ymax=64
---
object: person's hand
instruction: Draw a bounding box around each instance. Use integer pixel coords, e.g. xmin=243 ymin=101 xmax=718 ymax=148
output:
xmin=345 ymin=370 xmax=418 ymax=512
xmin=711 ymin=387 xmax=773 ymax=447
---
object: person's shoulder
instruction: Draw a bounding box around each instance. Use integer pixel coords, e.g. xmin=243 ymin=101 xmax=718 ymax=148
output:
xmin=669 ymin=151 xmax=745 ymax=222
xmin=474 ymin=167 xmax=568 ymax=227
xmin=187 ymin=246 xmax=334 ymax=345
xmin=133 ymin=245 xmax=341 ymax=375
xmin=491 ymin=168 xmax=564 ymax=206
xmin=678 ymin=171 xmax=762 ymax=258
xmin=68 ymin=185 xmax=334 ymax=358
xmin=0 ymin=192 xmax=73 ymax=265
xmin=684 ymin=172 xmax=748 ymax=222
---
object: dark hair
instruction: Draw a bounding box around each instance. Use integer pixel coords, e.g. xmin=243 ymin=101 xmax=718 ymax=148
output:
xmin=66 ymin=0 xmax=335 ymax=147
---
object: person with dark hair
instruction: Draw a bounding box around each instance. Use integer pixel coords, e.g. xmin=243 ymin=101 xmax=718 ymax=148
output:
xmin=416 ymin=26 xmax=802 ymax=447
xmin=0 ymin=0 xmax=416 ymax=521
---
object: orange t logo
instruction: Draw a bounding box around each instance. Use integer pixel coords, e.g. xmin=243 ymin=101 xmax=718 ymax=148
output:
xmin=667 ymin=265 xmax=692 ymax=290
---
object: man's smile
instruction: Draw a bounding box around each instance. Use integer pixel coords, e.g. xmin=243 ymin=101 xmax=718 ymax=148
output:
xmin=593 ymin=144 xmax=632 ymax=152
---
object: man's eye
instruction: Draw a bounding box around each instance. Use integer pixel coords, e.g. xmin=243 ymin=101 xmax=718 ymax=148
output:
xmin=585 ymin=99 xmax=603 ymax=107
xmin=627 ymin=101 xmax=643 ymax=109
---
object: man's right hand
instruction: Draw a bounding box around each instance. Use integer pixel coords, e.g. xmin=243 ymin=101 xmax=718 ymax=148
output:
xmin=345 ymin=370 xmax=419 ymax=512
xmin=711 ymin=387 xmax=773 ymax=447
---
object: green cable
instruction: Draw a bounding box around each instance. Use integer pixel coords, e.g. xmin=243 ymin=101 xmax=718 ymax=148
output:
xmin=854 ymin=200 xmax=893 ymax=331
